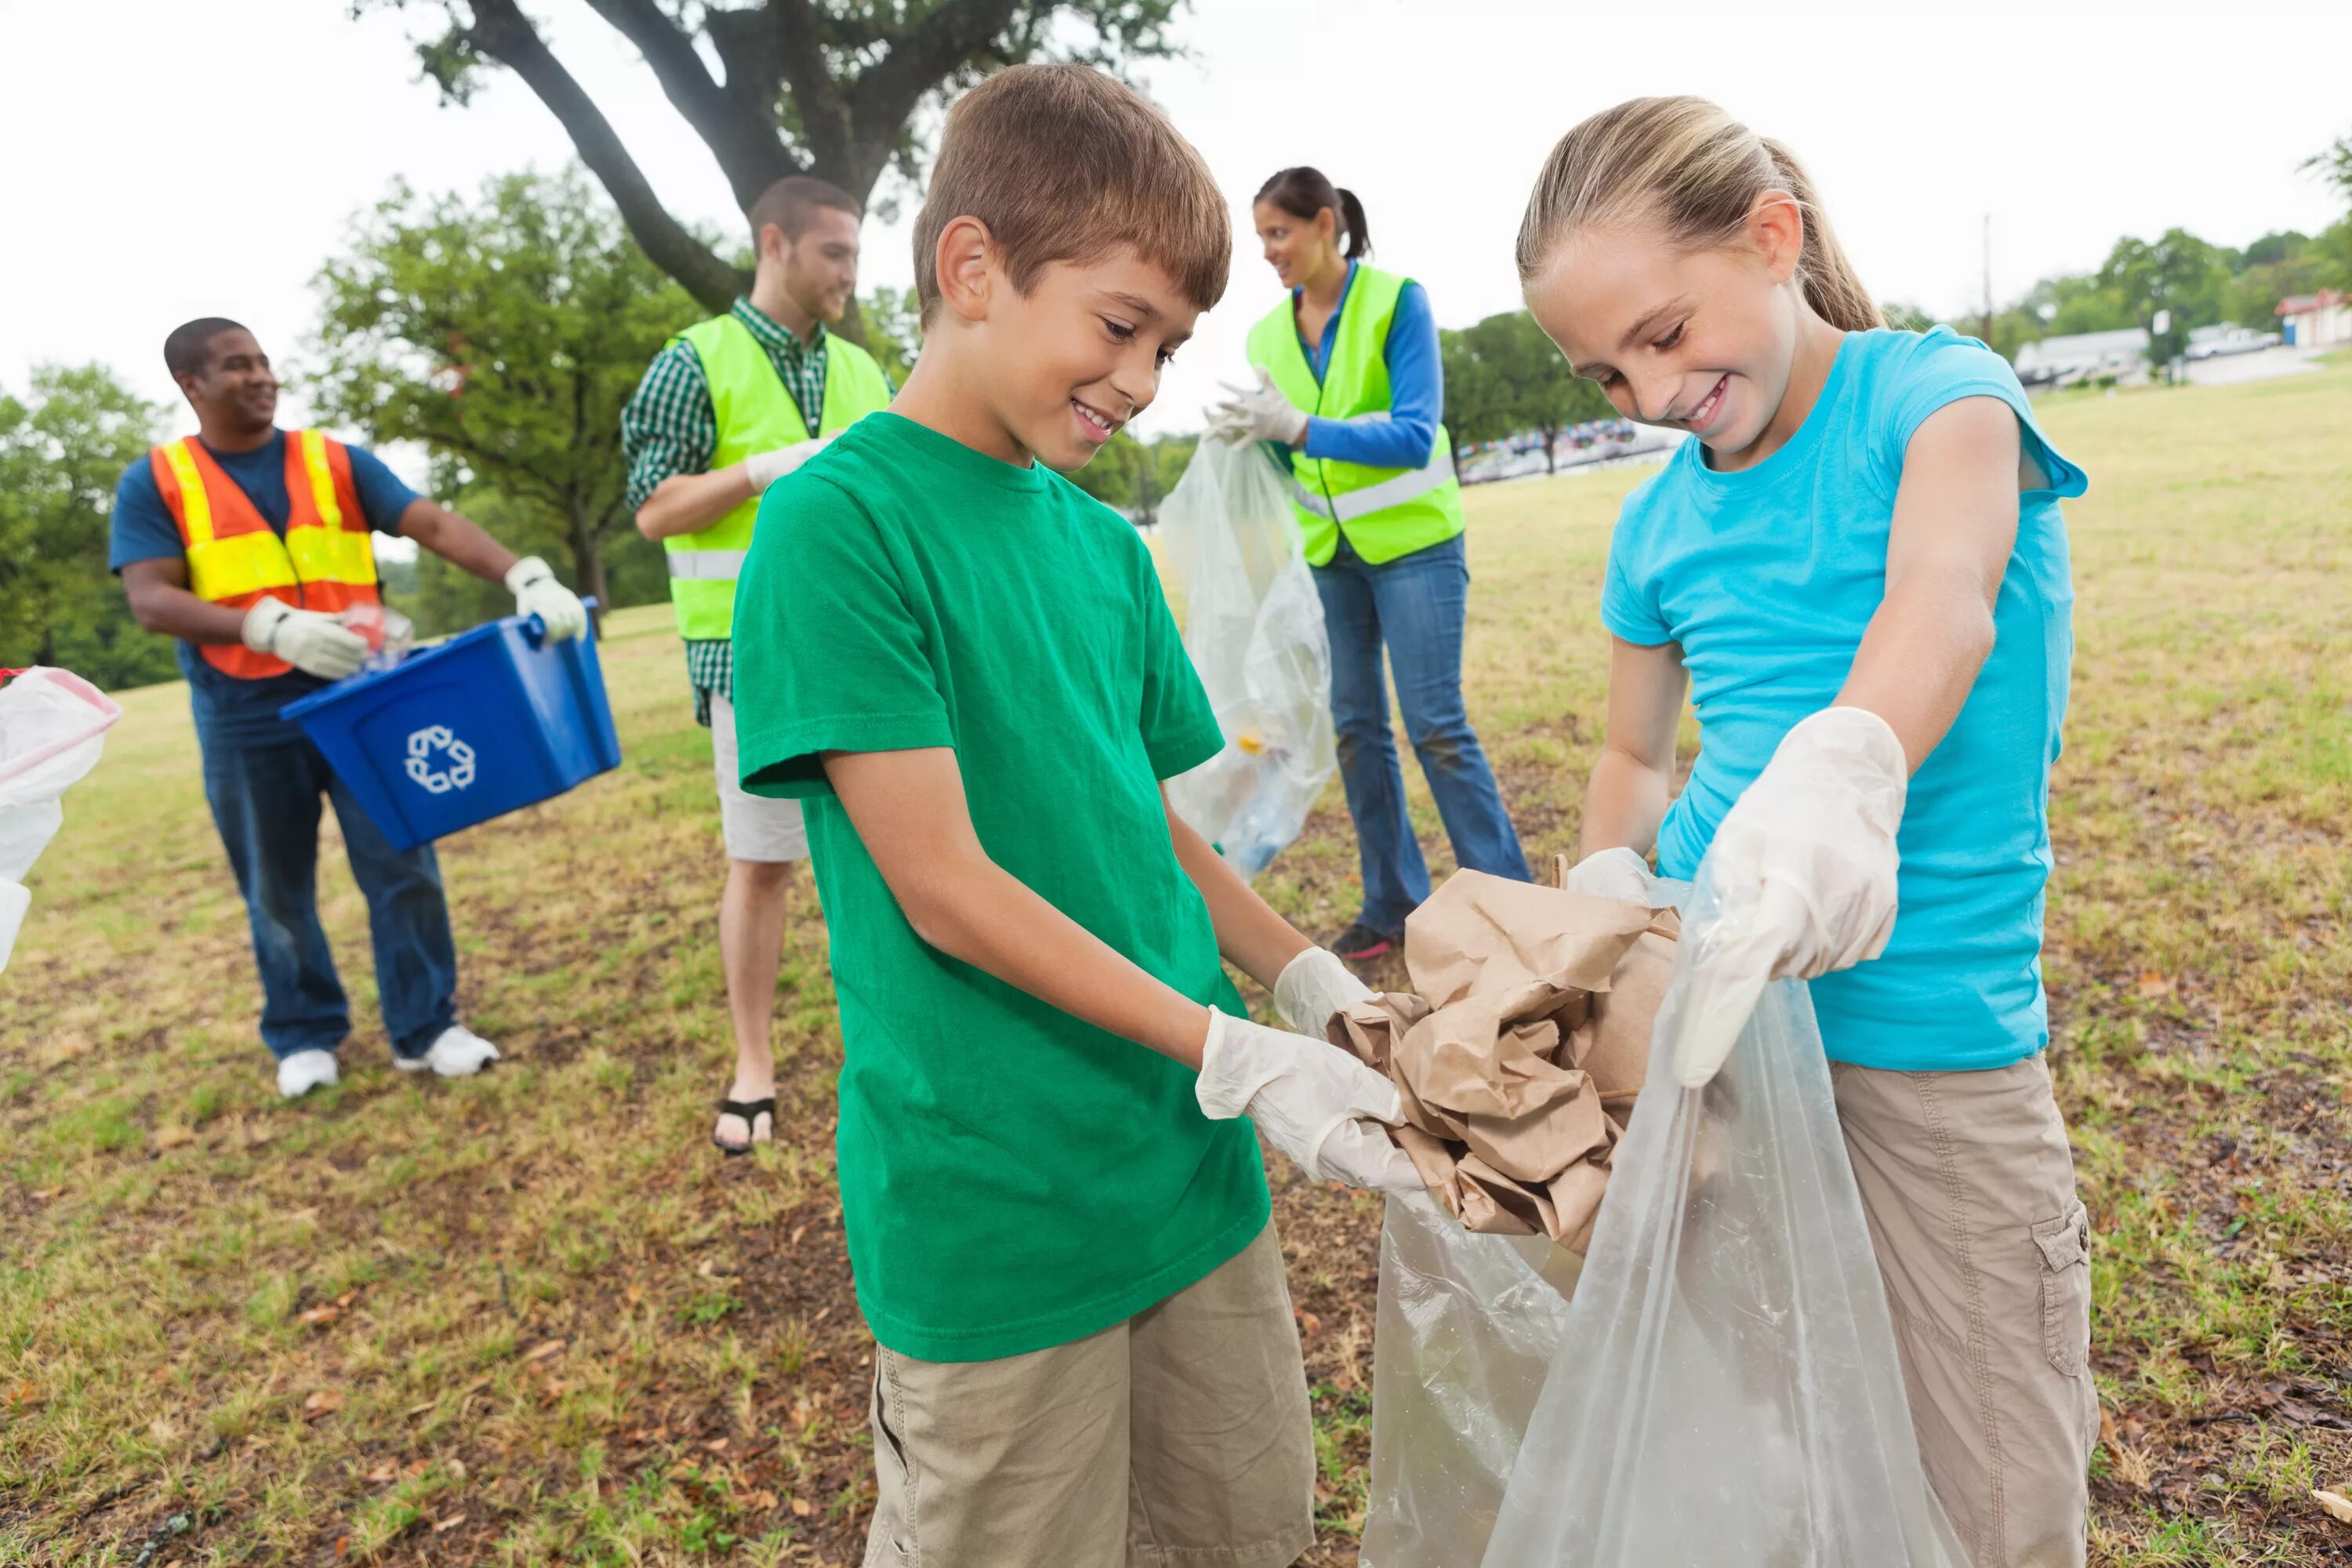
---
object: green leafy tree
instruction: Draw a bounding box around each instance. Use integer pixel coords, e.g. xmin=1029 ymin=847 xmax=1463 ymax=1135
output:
xmin=2097 ymin=229 xmax=2232 ymax=368
xmin=308 ymin=168 xmax=702 ymax=624
xmin=365 ymin=0 xmax=1189 ymax=324
xmin=1070 ymin=430 xmax=1197 ymax=524
xmin=1442 ymin=311 xmax=1610 ymax=473
xmin=2302 ymin=129 xmax=2352 ymax=209
xmin=0 ymin=366 xmax=179 ymax=691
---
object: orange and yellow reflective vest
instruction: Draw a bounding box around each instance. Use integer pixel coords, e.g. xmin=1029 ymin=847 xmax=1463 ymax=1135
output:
xmin=148 ymin=430 xmax=382 ymax=679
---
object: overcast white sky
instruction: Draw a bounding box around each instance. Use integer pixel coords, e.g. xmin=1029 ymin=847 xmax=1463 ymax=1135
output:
xmin=2 ymin=0 xmax=2343 ymax=474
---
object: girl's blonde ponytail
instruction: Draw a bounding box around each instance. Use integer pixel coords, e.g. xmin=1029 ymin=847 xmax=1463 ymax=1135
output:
xmin=1757 ymin=138 xmax=1881 ymax=332
xmin=1517 ymin=96 xmax=1882 ymax=334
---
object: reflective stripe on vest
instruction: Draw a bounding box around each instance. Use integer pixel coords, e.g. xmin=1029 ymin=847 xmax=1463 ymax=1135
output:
xmin=666 ymin=549 xmax=748 ymax=580
xmin=1283 ymin=445 xmax=1457 ymax=523
xmin=661 ymin=312 xmax=894 ymax=641
xmin=151 ymin=430 xmax=381 ymax=680
xmin=1245 ymin=263 xmax=1465 ymax=568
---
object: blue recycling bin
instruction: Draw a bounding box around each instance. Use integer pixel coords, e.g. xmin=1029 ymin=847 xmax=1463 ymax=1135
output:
xmin=281 ymin=608 xmax=622 ymax=852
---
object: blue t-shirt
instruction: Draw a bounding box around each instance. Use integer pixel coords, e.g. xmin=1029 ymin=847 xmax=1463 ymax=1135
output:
xmin=110 ymin=431 xmax=420 ymax=746
xmin=1602 ymin=328 xmax=2086 ymax=1072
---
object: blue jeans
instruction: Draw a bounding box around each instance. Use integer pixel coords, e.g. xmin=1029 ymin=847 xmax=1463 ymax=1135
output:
xmin=1312 ymin=533 xmax=1530 ymax=935
xmin=198 ymin=718 xmax=459 ymax=1061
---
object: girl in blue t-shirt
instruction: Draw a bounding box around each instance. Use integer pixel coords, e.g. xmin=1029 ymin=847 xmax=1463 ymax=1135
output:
xmin=1519 ymin=97 xmax=2095 ymax=1564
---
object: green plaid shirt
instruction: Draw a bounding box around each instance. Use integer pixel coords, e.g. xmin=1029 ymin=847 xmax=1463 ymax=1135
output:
xmin=622 ymin=296 xmax=830 ymax=724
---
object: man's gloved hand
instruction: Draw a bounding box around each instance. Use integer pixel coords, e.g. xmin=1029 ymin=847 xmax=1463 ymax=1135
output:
xmin=505 ymin=556 xmax=587 ymax=643
xmin=1196 ymin=1007 xmax=1422 ymax=1192
xmin=1560 ymin=846 xmax=1658 ymax=905
xmin=1667 ymin=706 xmax=1908 ymax=1087
xmin=1208 ymin=368 xmax=1309 ymax=446
xmin=242 ymin=597 xmax=366 ymax=680
xmin=741 ymin=435 xmax=830 ymax=492
xmin=1272 ymin=946 xmax=1374 ymax=1036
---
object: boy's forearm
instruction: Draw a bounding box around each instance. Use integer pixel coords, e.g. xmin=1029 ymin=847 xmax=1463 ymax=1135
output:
xmin=911 ymin=852 xmax=1216 ymax=1066
xmin=398 ymin=499 xmax=520 ymax=584
xmin=823 ymin=746 xmax=1214 ymax=1067
xmin=1579 ymin=748 xmax=1671 ymax=859
xmin=636 ymin=468 xmax=753 ymax=541
xmin=1164 ymin=795 xmax=1312 ymax=992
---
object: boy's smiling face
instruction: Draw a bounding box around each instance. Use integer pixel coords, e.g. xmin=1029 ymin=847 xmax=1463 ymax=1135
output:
xmin=923 ymin=225 xmax=1202 ymax=472
xmin=989 ymin=249 xmax=1199 ymax=470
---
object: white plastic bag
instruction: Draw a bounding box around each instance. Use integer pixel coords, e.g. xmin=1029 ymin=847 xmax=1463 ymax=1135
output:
xmin=1363 ymin=866 xmax=1965 ymax=1567
xmin=1158 ymin=438 xmax=1336 ymax=877
xmin=0 ymin=667 xmax=122 ymax=973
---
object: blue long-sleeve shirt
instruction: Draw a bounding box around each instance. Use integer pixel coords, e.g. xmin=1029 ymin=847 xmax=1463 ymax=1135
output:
xmin=1291 ymin=260 xmax=1443 ymax=470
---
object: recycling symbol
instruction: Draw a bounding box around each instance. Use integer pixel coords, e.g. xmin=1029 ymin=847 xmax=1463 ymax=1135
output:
xmin=403 ymin=724 xmax=477 ymax=795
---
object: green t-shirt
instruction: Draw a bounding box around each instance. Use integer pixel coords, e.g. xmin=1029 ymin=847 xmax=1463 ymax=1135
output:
xmin=731 ymin=412 xmax=1271 ymax=1363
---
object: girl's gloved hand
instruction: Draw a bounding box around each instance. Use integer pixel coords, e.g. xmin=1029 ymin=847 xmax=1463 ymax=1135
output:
xmin=1194 ymin=1007 xmax=1422 ymax=1192
xmin=1668 ymin=706 xmax=1907 ymax=1087
xmin=1272 ymin=946 xmax=1374 ymax=1036
xmin=1561 ymin=846 xmax=1658 ymax=905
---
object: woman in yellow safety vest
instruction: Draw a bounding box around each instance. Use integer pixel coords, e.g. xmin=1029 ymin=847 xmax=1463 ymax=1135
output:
xmin=1210 ymin=167 xmax=1530 ymax=960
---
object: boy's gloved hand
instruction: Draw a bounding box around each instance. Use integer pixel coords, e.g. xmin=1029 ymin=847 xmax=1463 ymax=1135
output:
xmin=1668 ymin=706 xmax=1907 ymax=1087
xmin=1272 ymin=946 xmax=1374 ymax=1035
xmin=741 ymin=434 xmax=830 ymax=492
xmin=505 ymin=556 xmax=588 ymax=642
xmin=1195 ymin=1008 xmax=1422 ymax=1192
xmin=242 ymin=597 xmax=366 ymax=680
xmin=1560 ymin=846 xmax=1657 ymax=905
xmin=1208 ymin=368 xmax=1309 ymax=446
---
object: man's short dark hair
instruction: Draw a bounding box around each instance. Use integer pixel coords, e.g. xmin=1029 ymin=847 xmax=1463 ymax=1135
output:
xmin=748 ymin=176 xmax=862 ymax=247
xmin=163 ymin=318 xmax=249 ymax=380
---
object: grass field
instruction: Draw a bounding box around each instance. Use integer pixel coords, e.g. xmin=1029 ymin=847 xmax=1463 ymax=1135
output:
xmin=5 ymin=362 xmax=2350 ymax=1566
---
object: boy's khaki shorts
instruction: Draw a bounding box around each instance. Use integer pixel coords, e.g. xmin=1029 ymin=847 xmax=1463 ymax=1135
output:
xmin=861 ymin=1222 xmax=1315 ymax=1568
xmin=1833 ymin=1054 xmax=2099 ymax=1568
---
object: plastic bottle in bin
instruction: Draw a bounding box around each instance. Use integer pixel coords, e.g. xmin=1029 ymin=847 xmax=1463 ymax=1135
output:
xmin=340 ymin=604 xmax=416 ymax=671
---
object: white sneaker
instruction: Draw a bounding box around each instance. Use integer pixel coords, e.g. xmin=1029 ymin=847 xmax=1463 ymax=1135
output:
xmin=277 ymin=1049 xmax=341 ymax=1099
xmin=394 ymin=1023 xmax=501 ymax=1078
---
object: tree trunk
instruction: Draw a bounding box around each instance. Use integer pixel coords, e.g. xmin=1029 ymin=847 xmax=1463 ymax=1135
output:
xmin=569 ymin=505 xmax=612 ymax=631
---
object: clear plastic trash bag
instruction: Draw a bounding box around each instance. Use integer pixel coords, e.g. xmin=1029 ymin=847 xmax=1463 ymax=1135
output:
xmin=0 ymin=667 xmax=122 ymax=973
xmin=1363 ymin=867 xmax=1964 ymax=1568
xmin=1158 ymin=438 xmax=1335 ymax=877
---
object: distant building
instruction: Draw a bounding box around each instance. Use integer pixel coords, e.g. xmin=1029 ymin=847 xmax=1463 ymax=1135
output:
xmin=2276 ymin=290 xmax=2351 ymax=349
xmin=2013 ymin=328 xmax=2151 ymax=387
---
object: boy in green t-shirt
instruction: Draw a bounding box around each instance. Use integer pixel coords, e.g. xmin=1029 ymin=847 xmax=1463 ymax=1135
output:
xmin=731 ymin=62 xmax=1421 ymax=1568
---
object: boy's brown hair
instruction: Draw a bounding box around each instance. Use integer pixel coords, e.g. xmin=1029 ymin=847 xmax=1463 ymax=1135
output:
xmin=913 ymin=64 xmax=1229 ymax=322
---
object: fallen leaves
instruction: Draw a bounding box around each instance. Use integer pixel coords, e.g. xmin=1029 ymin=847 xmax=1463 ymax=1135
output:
xmin=2314 ymin=1489 xmax=2352 ymax=1525
xmin=2136 ymin=970 xmax=2173 ymax=998
xmin=521 ymin=1339 xmax=567 ymax=1364
xmin=151 ymin=1124 xmax=197 ymax=1150
xmin=301 ymin=1388 xmax=345 ymax=1419
xmin=433 ymin=1512 xmax=466 ymax=1534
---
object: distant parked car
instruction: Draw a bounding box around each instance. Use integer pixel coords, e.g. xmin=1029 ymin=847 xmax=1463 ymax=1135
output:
xmin=2187 ymin=327 xmax=2281 ymax=361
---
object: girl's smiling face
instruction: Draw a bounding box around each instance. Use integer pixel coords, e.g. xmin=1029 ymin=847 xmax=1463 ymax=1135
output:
xmin=1523 ymin=194 xmax=1813 ymax=461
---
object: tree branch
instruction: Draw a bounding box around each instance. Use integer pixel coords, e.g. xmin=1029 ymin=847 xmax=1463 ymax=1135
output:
xmin=847 ymin=0 xmax=1026 ymax=192
xmin=461 ymin=0 xmax=744 ymax=312
xmin=583 ymin=0 xmax=797 ymax=212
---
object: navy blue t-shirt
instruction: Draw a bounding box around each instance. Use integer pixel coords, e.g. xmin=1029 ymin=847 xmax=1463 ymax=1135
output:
xmin=111 ymin=431 xmax=420 ymax=745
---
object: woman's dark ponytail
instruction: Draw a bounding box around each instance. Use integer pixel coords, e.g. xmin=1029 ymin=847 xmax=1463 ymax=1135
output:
xmin=1254 ymin=166 xmax=1371 ymax=260
xmin=1335 ymin=188 xmax=1370 ymax=259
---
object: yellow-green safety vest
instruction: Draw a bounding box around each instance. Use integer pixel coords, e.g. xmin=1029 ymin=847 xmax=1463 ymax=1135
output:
xmin=665 ymin=314 xmax=894 ymax=640
xmin=1244 ymin=263 xmax=1465 ymax=567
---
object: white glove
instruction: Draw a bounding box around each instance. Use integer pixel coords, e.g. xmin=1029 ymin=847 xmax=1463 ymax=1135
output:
xmin=242 ymin=597 xmax=365 ymax=680
xmin=1196 ymin=1008 xmax=1422 ymax=1192
xmin=1561 ymin=846 xmax=1658 ymax=905
xmin=1666 ymin=706 xmax=1908 ymax=1087
xmin=1208 ymin=368 xmax=1309 ymax=446
xmin=742 ymin=435 xmax=829 ymax=492
xmin=504 ymin=556 xmax=586 ymax=643
xmin=1272 ymin=946 xmax=1374 ymax=1036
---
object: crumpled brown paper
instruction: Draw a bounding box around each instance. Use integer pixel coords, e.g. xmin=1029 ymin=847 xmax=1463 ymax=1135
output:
xmin=1327 ymin=864 xmax=1678 ymax=1251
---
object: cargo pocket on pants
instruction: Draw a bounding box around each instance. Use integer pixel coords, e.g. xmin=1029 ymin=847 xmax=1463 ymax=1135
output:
xmin=2032 ymin=1200 xmax=2092 ymax=1378
xmin=865 ymin=1361 xmax=919 ymax=1566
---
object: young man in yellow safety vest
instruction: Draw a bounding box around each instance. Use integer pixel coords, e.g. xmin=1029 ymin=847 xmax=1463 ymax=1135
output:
xmin=622 ymin=176 xmax=895 ymax=1156
xmin=111 ymin=318 xmax=587 ymax=1100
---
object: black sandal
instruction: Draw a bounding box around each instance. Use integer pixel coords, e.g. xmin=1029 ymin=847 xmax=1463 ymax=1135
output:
xmin=712 ymin=1097 xmax=776 ymax=1156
